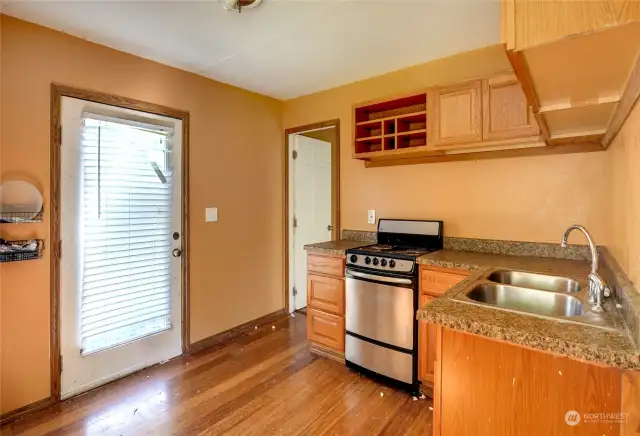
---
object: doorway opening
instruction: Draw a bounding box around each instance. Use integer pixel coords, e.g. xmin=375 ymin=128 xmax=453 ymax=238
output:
xmin=285 ymin=120 xmax=340 ymax=313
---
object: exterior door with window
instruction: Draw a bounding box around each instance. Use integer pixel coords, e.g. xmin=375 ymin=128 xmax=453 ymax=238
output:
xmin=60 ymin=97 xmax=183 ymax=399
xmin=292 ymin=134 xmax=333 ymax=310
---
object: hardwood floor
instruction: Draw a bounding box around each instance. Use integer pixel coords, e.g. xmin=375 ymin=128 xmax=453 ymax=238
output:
xmin=1 ymin=313 xmax=433 ymax=436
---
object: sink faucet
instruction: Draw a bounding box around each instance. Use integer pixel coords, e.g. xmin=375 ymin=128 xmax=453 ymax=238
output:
xmin=561 ymin=224 xmax=609 ymax=312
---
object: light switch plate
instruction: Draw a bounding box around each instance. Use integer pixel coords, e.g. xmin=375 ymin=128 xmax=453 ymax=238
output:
xmin=206 ymin=207 xmax=218 ymax=222
xmin=367 ymin=210 xmax=376 ymax=224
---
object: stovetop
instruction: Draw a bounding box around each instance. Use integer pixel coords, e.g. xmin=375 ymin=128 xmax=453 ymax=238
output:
xmin=346 ymin=244 xmax=441 ymax=274
xmin=350 ymin=244 xmax=437 ymax=257
xmin=346 ymin=219 xmax=444 ymax=274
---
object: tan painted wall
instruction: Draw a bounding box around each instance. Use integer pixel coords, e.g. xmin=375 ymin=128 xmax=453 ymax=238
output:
xmin=283 ymin=45 xmax=612 ymax=245
xmin=0 ymin=16 xmax=284 ymax=413
xmin=609 ymin=102 xmax=640 ymax=285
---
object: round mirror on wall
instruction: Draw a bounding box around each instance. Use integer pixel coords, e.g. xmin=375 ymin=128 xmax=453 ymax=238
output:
xmin=0 ymin=180 xmax=44 ymax=223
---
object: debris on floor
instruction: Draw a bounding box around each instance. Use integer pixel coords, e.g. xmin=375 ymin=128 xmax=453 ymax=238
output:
xmin=412 ymin=396 xmax=418 ymax=401
xmin=272 ymin=325 xmax=276 ymax=330
xmin=380 ymin=392 xmax=384 ymax=397
xmin=419 ymin=394 xmax=426 ymax=400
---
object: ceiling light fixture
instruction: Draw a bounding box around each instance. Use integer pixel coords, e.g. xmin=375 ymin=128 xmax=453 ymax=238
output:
xmin=221 ymin=0 xmax=264 ymax=13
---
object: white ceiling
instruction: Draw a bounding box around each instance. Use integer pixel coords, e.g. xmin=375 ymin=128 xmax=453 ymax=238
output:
xmin=2 ymin=0 xmax=500 ymax=99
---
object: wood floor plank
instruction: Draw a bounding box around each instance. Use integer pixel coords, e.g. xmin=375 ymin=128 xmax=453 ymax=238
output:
xmin=1 ymin=314 xmax=433 ymax=435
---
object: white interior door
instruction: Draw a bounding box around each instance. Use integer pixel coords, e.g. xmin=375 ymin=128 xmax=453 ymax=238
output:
xmin=291 ymin=134 xmax=333 ymax=311
xmin=60 ymin=97 xmax=183 ymax=399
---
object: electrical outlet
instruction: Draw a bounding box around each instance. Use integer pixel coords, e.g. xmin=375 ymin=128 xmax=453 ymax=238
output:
xmin=206 ymin=207 xmax=218 ymax=222
xmin=367 ymin=210 xmax=376 ymax=224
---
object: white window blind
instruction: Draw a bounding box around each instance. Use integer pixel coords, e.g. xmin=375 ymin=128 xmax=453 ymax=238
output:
xmin=80 ymin=115 xmax=174 ymax=355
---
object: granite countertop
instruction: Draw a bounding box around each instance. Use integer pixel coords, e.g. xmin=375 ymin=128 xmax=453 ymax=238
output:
xmin=416 ymin=250 xmax=640 ymax=370
xmin=304 ymin=240 xmax=369 ymax=255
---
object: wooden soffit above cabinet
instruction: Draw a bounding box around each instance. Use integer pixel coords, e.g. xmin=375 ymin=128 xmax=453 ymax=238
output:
xmin=501 ymin=0 xmax=640 ymax=150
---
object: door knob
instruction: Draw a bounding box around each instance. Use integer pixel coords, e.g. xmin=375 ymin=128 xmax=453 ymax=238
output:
xmin=327 ymin=225 xmax=334 ymax=231
xmin=172 ymin=248 xmax=182 ymax=258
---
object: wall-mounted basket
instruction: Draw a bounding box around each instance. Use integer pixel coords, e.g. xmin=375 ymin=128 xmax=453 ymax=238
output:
xmin=0 ymin=239 xmax=44 ymax=263
xmin=0 ymin=210 xmax=44 ymax=224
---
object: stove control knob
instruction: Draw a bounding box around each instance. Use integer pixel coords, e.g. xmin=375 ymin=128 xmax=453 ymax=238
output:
xmin=372 ymin=258 xmax=379 ymax=266
xmin=365 ymin=257 xmax=371 ymax=265
xmin=380 ymin=259 xmax=387 ymax=267
xmin=389 ymin=260 xmax=396 ymax=268
xmin=350 ymin=255 xmax=358 ymax=263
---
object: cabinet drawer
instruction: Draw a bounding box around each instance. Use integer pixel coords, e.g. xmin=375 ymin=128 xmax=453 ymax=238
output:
xmin=307 ymin=308 xmax=345 ymax=352
xmin=419 ymin=267 xmax=468 ymax=296
xmin=308 ymin=273 xmax=345 ymax=316
xmin=308 ymin=254 xmax=345 ymax=278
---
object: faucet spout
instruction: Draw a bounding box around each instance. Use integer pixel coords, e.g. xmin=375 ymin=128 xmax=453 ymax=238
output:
xmin=560 ymin=224 xmax=608 ymax=311
xmin=561 ymin=224 xmax=598 ymax=274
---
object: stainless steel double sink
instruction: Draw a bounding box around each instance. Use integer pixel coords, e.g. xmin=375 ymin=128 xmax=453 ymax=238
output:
xmin=452 ymin=269 xmax=620 ymax=330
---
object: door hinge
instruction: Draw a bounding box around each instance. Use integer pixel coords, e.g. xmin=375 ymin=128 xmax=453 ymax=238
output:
xmin=59 ymin=355 xmax=63 ymax=373
xmin=293 ymin=216 xmax=298 ymax=229
xmin=292 ymin=150 xmax=298 ymax=159
xmin=293 ymin=287 xmax=298 ymax=296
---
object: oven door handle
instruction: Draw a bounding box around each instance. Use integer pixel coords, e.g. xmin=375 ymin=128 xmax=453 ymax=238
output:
xmin=346 ymin=270 xmax=413 ymax=285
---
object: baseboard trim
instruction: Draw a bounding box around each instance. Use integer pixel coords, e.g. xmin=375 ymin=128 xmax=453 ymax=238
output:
xmin=0 ymin=396 xmax=54 ymax=426
xmin=189 ymin=308 xmax=288 ymax=354
xmin=309 ymin=342 xmax=345 ymax=364
xmin=419 ymin=382 xmax=434 ymax=398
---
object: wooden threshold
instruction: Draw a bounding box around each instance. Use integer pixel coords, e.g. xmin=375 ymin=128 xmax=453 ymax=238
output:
xmin=189 ymin=309 xmax=288 ymax=354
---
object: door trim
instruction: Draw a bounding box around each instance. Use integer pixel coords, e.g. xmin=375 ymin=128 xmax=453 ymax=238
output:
xmin=50 ymin=84 xmax=191 ymax=403
xmin=283 ymin=119 xmax=340 ymax=313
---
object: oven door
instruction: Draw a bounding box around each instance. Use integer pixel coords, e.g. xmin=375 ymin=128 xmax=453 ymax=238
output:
xmin=345 ymin=269 xmax=415 ymax=350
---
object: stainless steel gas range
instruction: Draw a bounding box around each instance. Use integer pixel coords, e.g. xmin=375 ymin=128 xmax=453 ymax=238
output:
xmin=344 ymin=219 xmax=443 ymax=392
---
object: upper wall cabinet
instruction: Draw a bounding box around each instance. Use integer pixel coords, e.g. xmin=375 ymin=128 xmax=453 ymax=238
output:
xmin=427 ymin=81 xmax=482 ymax=147
xmin=353 ymin=72 xmax=544 ymax=167
xmin=482 ymin=74 xmax=539 ymax=141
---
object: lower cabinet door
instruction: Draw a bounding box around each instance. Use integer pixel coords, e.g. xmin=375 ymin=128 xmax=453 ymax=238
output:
xmin=307 ymin=308 xmax=345 ymax=352
xmin=418 ymin=294 xmax=437 ymax=384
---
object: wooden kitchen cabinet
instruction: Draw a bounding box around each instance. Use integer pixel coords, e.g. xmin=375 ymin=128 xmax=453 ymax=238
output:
xmin=501 ymin=0 xmax=640 ymax=51
xmin=418 ymin=266 xmax=468 ymax=388
xmin=418 ymin=294 xmax=439 ymax=385
xmin=482 ymin=74 xmax=539 ymax=140
xmin=427 ymin=80 xmax=483 ymax=147
xmin=306 ymin=253 xmax=346 ymax=360
xmin=307 ymin=308 xmax=345 ymax=352
xmin=433 ymin=328 xmax=636 ymax=436
xmin=307 ymin=273 xmax=344 ymax=316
